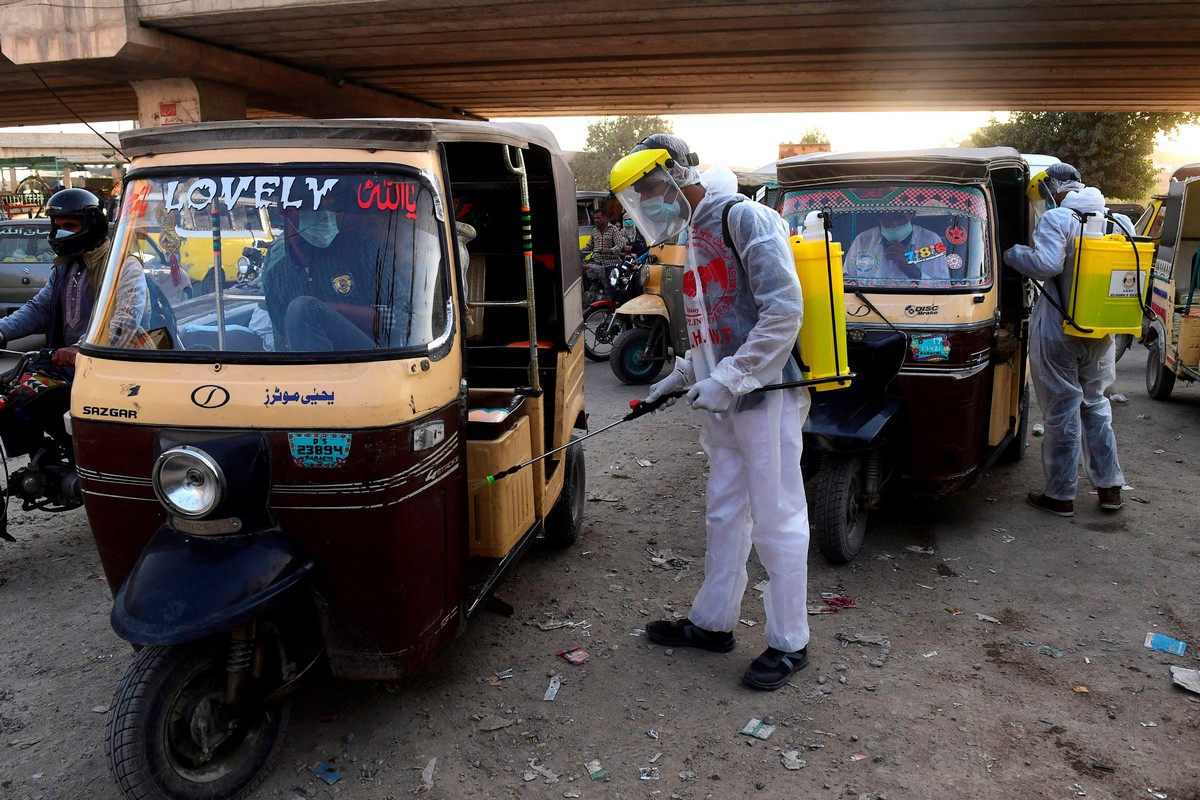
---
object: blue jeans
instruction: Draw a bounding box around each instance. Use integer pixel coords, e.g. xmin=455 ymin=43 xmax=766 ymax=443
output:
xmin=284 ymin=296 xmax=377 ymax=352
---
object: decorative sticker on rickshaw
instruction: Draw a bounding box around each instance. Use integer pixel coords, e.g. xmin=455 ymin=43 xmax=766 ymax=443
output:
xmin=910 ymin=334 xmax=951 ymax=362
xmin=947 ymin=253 xmax=964 ymax=271
xmin=288 ymin=432 xmax=352 ymax=468
xmin=125 ymin=184 xmax=151 ymax=219
xmin=264 ymin=387 xmax=336 ymax=406
xmin=162 ymin=176 xmax=339 ymax=212
xmin=904 ymin=242 xmax=947 ymax=265
xmin=356 ymin=179 xmax=421 ymax=219
xmin=945 ymin=223 xmax=968 ymax=245
xmin=853 ymin=252 xmax=879 ymax=275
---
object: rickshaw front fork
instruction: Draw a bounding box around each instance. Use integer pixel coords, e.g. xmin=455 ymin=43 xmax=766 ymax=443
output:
xmin=225 ymin=621 xmax=257 ymax=706
xmin=863 ymin=453 xmax=882 ymax=509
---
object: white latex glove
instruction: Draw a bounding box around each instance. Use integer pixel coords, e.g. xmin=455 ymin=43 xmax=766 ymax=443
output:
xmin=686 ymin=377 xmax=735 ymax=413
xmin=643 ymin=364 xmax=690 ymax=408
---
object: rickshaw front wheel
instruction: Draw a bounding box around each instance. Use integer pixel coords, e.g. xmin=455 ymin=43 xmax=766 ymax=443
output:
xmin=107 ymin=642 xmax=289 ymax=800
xmin=544 ymin=434 xmax=585 ymax=548
xmin=811 ymin=455 xmax=869 ymax=564
xmin=1145 ymin=338 xmax=1176 ymax=401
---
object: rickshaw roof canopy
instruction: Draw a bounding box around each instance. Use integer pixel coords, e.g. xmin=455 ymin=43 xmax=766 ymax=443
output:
xmin=118 ymin=118 xmax=565 ymax=159
xmin=776 ymin=147 xmax=1027 ymax=188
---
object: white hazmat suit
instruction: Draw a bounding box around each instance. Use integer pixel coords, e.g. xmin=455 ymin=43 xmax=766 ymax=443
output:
xmin=1003 ymin=186 xmax=1127 ymax=501
xmin=647 ymin=165 xmax=812 ymax=654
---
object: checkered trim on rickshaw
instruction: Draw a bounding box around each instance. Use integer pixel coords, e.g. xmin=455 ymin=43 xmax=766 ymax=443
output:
xmin=781 ymin=185 xmax=986 ymax=221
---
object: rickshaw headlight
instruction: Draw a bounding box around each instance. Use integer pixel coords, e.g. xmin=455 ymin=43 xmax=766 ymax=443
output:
xmin=153 ymin=446 xmax=226 ymax=518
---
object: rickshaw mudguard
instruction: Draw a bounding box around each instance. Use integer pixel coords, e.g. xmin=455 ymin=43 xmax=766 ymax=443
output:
xmin=112 ymin=523 xmax=314 ymax=646
xmin=803 ymin=392 xmax=905 ymax=453
xmin=616 ymin=293 xmax=668 ymax=318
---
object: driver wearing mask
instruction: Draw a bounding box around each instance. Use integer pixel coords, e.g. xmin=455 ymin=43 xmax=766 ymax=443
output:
xmin=844 ymin=210 xmax=950 ymax=282
xmin=262 ymin=207 xmax=384 ymax=351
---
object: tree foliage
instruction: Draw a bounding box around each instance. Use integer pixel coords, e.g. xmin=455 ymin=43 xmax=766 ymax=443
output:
xmin=969 ymin=112 xmax=1199 ymax=200
xmin=571 ymin=115 xmax=674 ymax=191
xmin=797 ymin=127 xmax=830 ymax=145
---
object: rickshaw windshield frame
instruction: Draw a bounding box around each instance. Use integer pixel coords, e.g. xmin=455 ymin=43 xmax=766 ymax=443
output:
xmin=81 ymin=161 xmax=453 ymax=367
xmin=781 ymin=181 xmax=995 ymax=295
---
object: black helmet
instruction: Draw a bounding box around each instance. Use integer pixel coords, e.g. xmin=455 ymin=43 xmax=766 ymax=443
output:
xmin=45 ymin=188 xmax=108 ymax=257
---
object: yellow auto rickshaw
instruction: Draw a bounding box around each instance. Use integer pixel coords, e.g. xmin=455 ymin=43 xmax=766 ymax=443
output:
xmin=71 ymin=119 xmax=589 ymax=800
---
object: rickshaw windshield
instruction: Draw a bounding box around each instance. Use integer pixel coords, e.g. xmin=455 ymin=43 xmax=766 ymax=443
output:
xmin=781 ymin=183 xmax=991 ymax=291
xmin=87 ymin=167 xmax=448 ymax=355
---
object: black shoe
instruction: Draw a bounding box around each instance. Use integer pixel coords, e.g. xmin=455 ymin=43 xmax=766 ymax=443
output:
xmin=645 ymin=618 xmax=736 ymax=653
xmin=742 ymin=646 xmax=809 ymax=690
xmin=1027 ymin=491 xmax=1074 ymax=517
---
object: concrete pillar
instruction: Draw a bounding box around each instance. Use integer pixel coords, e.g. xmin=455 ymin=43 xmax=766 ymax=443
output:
xmin=131 ymin=77 xmax=247 ymax=127
xmin=5 ymin=167 xmax=15 ymax=193
xmin=62 ymin=165 xmax=72 ymax=189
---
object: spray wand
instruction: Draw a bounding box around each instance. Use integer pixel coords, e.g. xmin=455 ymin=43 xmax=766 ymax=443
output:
xmin=480 ymin=390 xmax=686 ymax=486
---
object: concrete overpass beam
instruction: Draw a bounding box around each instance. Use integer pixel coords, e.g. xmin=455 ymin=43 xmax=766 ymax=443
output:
xmin=130 ymin=78 xmax=246 ymax=127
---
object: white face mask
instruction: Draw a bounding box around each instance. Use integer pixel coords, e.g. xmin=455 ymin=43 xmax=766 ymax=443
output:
xmin=298 ymin=210 xmax=339 ymax=248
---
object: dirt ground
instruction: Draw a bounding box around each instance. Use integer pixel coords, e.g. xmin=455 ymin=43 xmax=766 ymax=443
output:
xmin=1 ymin=344 xmax=1199 ymax=800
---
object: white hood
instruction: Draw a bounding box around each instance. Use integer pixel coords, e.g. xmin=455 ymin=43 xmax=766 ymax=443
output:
xmin=1060 ymin=186 xmax=1106 ymax=214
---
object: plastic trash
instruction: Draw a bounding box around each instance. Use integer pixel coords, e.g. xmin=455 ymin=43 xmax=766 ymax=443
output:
xmin=558 ymin=647 xmax=589 ymax=665
xmin=1171 ymin=666 xmax=1200 ymax=695
xmin=543 ymin=674 xmax=562 ymax=701
xmin=740 ymin=718 xmax=776 ymax=740
xmin=1145 ymin=633 xmax=1187 ymax=656
xmin=1032 ymin=423 xmax=1044 ymax=436
xmin=309 ymin=762 xmax=342 ymax=785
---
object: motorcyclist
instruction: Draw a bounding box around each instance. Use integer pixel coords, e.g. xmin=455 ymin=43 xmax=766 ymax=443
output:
xmin=612 ymin=134 xmax=811 ymax=691
xmin=0 ymin=188 xmax=145 ymax=464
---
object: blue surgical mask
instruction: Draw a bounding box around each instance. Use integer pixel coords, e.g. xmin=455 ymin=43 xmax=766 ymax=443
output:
xmin=640 ymin=195 xmax=680 ymax=223
xmin=54 ymin=229 xmax=74 ymax=239
xmin=298 ymin=210 xmax=339 ymax=248
xmin=879 ymin=222 xmax=913 ymax=242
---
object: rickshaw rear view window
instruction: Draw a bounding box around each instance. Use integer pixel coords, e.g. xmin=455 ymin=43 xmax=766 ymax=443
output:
xmin=781 ymin=183 xmax=991 ymax=291
xmin=89 ymin=168 xmax=448 ymax=355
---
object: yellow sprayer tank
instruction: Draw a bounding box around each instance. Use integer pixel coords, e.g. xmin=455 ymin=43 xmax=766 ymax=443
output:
xmin=791 ymin=212 xmax=852 ymax=391
xmin=1063 ymin=222 xmax=1154 ymax=338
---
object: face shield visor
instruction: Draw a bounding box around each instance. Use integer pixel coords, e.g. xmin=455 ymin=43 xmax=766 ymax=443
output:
xmin=610 ymin=152 xmax=693 ymax=247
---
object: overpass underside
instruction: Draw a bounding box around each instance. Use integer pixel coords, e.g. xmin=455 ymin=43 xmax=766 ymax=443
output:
xmin=0 ymin=0 xmax=1198 ymax=128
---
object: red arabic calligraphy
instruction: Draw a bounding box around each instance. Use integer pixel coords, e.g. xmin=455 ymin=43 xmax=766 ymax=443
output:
xmin=356 ymin=179 xmax=418 ymax=219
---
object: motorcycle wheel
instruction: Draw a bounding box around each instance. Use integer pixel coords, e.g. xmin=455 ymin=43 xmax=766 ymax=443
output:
xmin=610 ymin=326 xmax=666 ymax=385
xmin=811 ymin=455 xmax=869 ymax=565
xmin=107 ymin=642 xmax=289 ymax=800
xmin=543 ymin=434 xmax=585 ymax=548
xmin=1145 ymin=337 xmax=1176 ymax=401
xmin=583 ymin=306 xmax=622 ymax=362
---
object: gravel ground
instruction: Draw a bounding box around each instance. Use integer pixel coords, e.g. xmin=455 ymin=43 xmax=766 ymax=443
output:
xmin=1 ymin=343 xmax=1198 ymax=800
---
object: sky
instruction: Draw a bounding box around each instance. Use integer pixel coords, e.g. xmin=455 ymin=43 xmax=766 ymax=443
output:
xmin=7 ymin=112 xmax=1200 ymax=177
xmin=495 ymin=112 xmax=1200 ymax=173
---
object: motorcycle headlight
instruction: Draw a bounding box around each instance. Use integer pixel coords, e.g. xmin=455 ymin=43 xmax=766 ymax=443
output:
xmin=237 ymin=256 xmax=251 ymax=275
xmin=153 ymin=446 xmax=226 ymax=518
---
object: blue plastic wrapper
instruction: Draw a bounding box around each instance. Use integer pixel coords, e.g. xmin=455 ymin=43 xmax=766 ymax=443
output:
xmin=1144 ymin=632 xmax=1187 ymax=656
xmin=310 ymin=761 xmax=342 ymax=784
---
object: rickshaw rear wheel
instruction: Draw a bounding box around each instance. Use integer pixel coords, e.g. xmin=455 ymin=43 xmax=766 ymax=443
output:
xmin=997 ymin=382 xmax=1030 ymax=464
xmin=107 ymin=642 xmax=289 ymax=800
xmin=1145 ymin=338 xmax=1175 ymax=400
xmin=811 ymin=455 xmax=869 ymax=564
xmin=610 ymin=326 xmax=666 ymax=385
xmin=544 ymin=434 xmax=585 ymax=548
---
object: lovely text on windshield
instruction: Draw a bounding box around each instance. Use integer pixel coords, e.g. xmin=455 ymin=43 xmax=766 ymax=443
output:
xmin=161 ymin=177 xmax=341 ymax=213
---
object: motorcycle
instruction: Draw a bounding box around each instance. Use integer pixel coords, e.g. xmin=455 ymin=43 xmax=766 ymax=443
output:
xmin=0 ymin=348 xmax=81 ymax=540
xmin=582 ymin=251 xmax=648 ymax=361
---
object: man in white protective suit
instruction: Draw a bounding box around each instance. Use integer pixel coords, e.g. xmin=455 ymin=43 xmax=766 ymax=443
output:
xmin=610 ymin=134 xmax=812 ymax=690
xmin=1003 ymin=163 xmax=1128 ymax=517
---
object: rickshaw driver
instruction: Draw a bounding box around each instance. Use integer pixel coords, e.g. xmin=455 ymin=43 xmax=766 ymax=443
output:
xmin=261 ymin=207 xmax=385 ymax=351
xmin=844 ymin=211 xmax=950 ymax=282
xmin=614 ymin=134 xmax=813 ymax=692
xmin=1002 ymin=163 xmax=1128 ymax=516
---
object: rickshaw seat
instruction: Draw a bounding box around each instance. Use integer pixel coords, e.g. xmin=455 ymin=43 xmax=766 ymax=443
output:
xmin=467 ymin=391 xmax=525 ymax=440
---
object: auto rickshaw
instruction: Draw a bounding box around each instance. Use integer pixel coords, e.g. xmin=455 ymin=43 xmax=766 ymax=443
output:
xmin=776 ymin=148 xmax=1033 ymax=563
xmin=1144 ymin=163 xmax=1200 ymax=399
xmin=71 ymin=119 xmax=589 ymax=800
xmin=606 ymin=241 xmax=688 ymax=384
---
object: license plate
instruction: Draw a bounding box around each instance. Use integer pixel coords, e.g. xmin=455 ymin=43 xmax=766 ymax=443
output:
xmin=288 ymin=432 xmax=352 ymax=468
